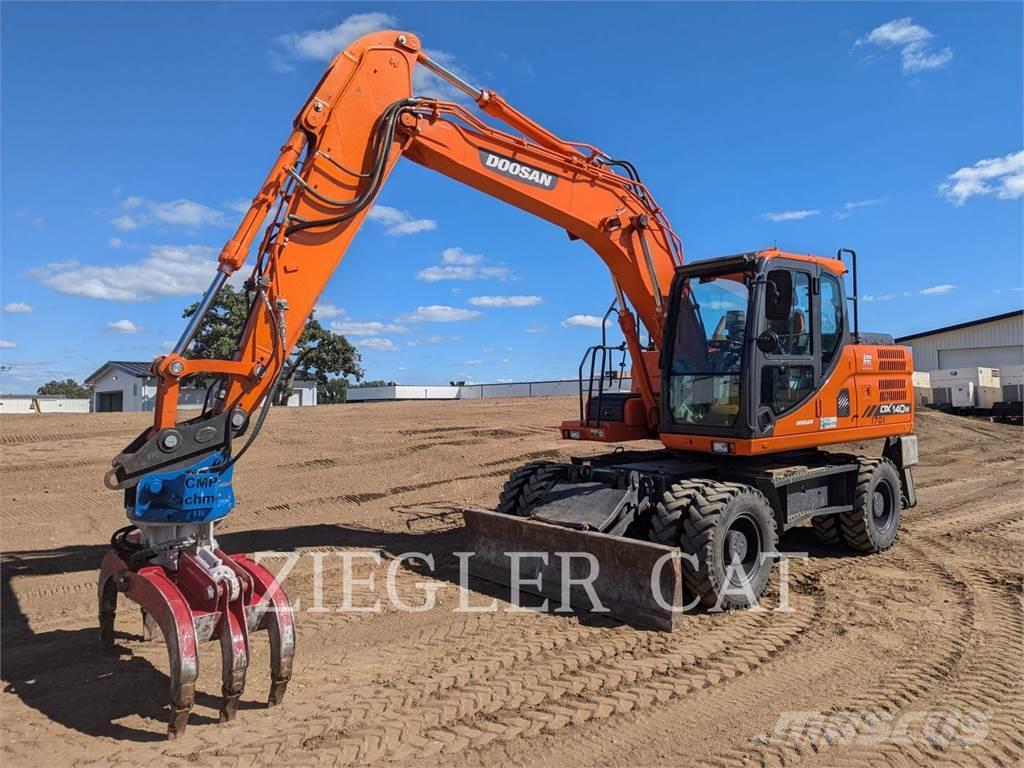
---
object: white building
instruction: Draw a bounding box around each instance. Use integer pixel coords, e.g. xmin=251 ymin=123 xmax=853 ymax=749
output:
xmin=85 ymin=361 xmax=317 ymax=412
xmin=897 ymin=310 xmax=1023 ymax=371
xmin=346 ymin=378 xmax=632 ymax=402
xmin=0 ymin=395 xmax=91 ymax=414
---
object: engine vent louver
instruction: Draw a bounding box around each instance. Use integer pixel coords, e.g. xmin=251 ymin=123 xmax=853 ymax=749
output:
xmin=879 ymin=378 xmax=909 ymax=402
xmin=877 ymin=347 xmax=908 ymax=372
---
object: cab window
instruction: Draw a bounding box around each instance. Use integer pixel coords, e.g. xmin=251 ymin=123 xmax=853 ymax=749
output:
xmin=820 ymin=274 xmax=843 ymax=366
xmin=765 ymin=269 xmax=811 ymax=356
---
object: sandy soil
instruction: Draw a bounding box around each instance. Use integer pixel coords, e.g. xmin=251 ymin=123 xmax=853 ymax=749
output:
xmin=1 ymin=397 xmax=1021 ymax=767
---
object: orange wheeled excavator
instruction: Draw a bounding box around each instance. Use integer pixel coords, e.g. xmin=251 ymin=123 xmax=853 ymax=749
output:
xmin=99 ymin=30 xmax=918 ymax=737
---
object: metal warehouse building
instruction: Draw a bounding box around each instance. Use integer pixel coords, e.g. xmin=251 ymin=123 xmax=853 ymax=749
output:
xmin=896 ymin=310 xmax=1023 ymax=371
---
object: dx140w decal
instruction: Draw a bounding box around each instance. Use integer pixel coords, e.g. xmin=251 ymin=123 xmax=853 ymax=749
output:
xmin=863 ymin=402 xmax=912 ymax=417
xmin=478 ymin=150 xmax=559 ymax=190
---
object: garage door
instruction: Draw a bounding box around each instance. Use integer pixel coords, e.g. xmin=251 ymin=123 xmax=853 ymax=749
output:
xmin=96 ymin=391 xmax=123 ymax=412
xmin=938 ymin=346 xmax=1024 ymax=369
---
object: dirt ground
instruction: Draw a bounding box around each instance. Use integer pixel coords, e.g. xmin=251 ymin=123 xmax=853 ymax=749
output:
xmin=1 ymin=397 xmax=1021 ymax=767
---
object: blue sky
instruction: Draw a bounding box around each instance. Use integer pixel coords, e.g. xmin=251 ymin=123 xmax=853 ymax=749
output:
xmin=2 ymin=2 xmax=1021 ymax=393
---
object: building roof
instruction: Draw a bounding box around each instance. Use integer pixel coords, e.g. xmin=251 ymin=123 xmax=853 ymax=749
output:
xmin=895 ymin=310 xmax=1023 ymax=343
xmin=85 ymin=360 xmax=154 ymax=384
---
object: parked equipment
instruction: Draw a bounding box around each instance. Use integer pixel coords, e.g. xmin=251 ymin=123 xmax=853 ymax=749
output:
xmin=993 ymin=364 xmax=1023 ymax=423
xmin=100 ymin=31 xmax=918 ymax=737
xmin=929 ymin=367 xmax=1001 ymax=414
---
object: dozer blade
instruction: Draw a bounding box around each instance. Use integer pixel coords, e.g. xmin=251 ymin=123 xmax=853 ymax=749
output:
xmin=461 ymin=507 xmax=685 ymax=631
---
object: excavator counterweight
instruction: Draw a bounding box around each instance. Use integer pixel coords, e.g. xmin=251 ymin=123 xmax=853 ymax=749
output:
xmin=98 ymin=31 xmax=918 ymax=737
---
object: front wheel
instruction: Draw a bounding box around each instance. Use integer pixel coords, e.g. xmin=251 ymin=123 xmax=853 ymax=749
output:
xmin=651 ymin=481 xmax=778 ymax=609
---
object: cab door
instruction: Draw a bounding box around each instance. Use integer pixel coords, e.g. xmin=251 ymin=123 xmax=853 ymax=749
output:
xmin=750 ymin=261 xmax=819 ymax=436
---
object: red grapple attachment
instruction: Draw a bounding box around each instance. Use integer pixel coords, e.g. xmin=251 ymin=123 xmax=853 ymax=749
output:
xmin=98 ymin=542 xmax=295 ymax=739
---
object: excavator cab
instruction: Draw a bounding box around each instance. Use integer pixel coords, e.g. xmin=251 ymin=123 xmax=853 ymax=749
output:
xmin=660 ymin=249 xmax=846 ymax=446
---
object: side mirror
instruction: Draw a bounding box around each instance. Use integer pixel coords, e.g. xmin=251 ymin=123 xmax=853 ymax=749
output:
xmin=756 ymin=330 xmax=780 ymax=354
xmin=765 ymin=269 xmax=793 ymax=321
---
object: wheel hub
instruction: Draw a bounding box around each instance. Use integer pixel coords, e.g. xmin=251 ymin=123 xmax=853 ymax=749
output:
xmin=726 ymin=530 xmax=748 ymax=562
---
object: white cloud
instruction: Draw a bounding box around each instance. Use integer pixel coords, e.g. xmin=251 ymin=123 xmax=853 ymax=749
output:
xmin=112 ymin=215 xmax=139 ymax=231
xmin=0 ymin=340 xmax=15 ymax=349
xmin=469 ymin=295 xmax=542 ymax=307
xmin=106 ymin=319 xmax=144 ymax=334
xmin=919 ymin=283 xmax=956 ymax=296
xmin=223 ymin=198 xmax=253 ymax=215
xmin=759 ymin=210 xmax=820 ymax=222
xmin=276 ymin=13 xmax=396 ymax=63
xmin=833 ymin=198 xmax=886 ymax=220
xmin=314 ymin=301 xmax=347 ymax=319
xmin=110 ymin=196 xmax=226 ymax=231
xmin=108 ymin=237 xmax=123 ymax=248
xmin=399 ymin=305 xmax=482 ymax=323
xmin=561 ymin=314 xmax=608 ymax=329
xmin=417 ymin=247 xmax=512 ymax=282
xmin=160 ymin=340 xmax=176 ymax=352
xmin=330 ymin=320 xmax=408 ymax=336
xmin=856 ymin=18 xmax=953 ymax=75
xmin=525 ymin=323 xmax=546 ymax=334
xmin=270 ymin=14 xmax=470 ymax=100
xmin=412 ymin=49 xmax=474 ymax=101
xmin=862 ymin=284 xmax=956 ymax=302
xmin=3 ymin=303 xmax=32 ymax=313
xmin=35 ymin=245 xmax=221 ymax=301
xmin=441 ymin=247 xmax=482 ymax=265
xmin=463 ymin=359 xmax=483 ymax=365
xmin=367 ymin=205 xmax=437 ymax=236
xmin=360 ymin=337 xmax=399 ymax=351
xmin=938 ymin=150 xmax=1024 ymax=206
xmin=418 ymin=265 xmax=513 ymax=282
xmin=13 ymin=210 xmax=45 ymax=227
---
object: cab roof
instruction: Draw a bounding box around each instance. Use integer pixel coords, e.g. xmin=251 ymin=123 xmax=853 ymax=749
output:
xmin=678 ymin=248 xmax=847 ymax=278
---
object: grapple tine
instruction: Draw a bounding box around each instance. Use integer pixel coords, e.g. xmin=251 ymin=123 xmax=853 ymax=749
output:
xmin=216 ymin=573 xmax=250 ymax=723
xmin=230 ymin=554 xmax=296 ymax=708
xmin=98 ymin=551 xmax=200 ymax=738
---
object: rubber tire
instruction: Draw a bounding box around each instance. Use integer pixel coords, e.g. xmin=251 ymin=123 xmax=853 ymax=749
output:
xmin=811 ymin=514 xmax=844 ymax=546
xmin=653 ymin=481 xmax=778 ymax=609
xmin=839 ymin=457 xmax=902 ymax=554
xmin=647 ymin=479 xmax=715 ymax=545
xmin=496 ymin=461 xmax=561 ymax=516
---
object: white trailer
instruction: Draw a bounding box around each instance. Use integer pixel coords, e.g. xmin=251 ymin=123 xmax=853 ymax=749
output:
xmin=993 ymin=365 xmax=1023 ymax=423
xmin=911 ymin=371 xmax=932 ymax=407
xmin=929 ymin=367 xmax=1001 ymax=411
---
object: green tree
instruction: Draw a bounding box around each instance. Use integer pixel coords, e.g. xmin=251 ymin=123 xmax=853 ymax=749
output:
xmin=37 ymin=378 xmax=91 ymax=398
xmin=318 ymin=377 xmax=349 ymax=404
xmin=353 ymin=379 xmax=397 ymax=388
xmin=182 ymin=285 xmax=363 ymax=402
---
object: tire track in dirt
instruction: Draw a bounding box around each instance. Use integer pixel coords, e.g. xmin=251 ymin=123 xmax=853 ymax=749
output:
xmin=243 ymin=591 xmax=822 ymax=765
xmin=694 ymin=539 xmax=989 ymax=767
xmin=797 ymin=565 xmax=1023 ymax=768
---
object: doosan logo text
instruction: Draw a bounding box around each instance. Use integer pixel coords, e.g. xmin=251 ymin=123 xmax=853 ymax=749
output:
xmin=479 ymin=151 xmax=558 ymax=189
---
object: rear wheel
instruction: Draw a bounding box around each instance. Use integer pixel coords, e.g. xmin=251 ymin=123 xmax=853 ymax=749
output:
xmin=650 ymin=480 xmax=778 ymax=609
xmin=811 ymin=514 xmax=844 ymax=546
xmin=839 ymin=458 xmax=902 ymax=553
xmin=496 ymin=461 xmax=561 ymax=517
